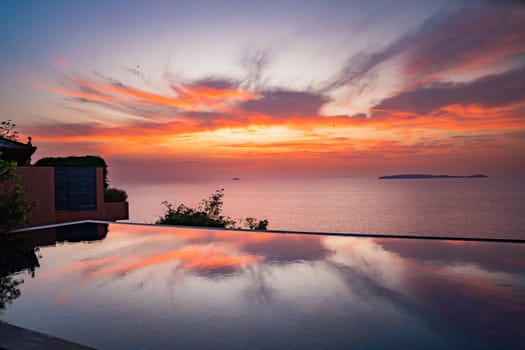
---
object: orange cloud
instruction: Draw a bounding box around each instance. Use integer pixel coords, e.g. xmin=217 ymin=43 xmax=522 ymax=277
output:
xmin=81 ymin=244 xmax=259 ymax=280
xmin=38 ymin=83 xmax=119 ymax=103
xmin=42 ymin=256 xmax=117 ymax=279
xmin=27 ymin=46 xmax=525 ymax=178
xmin=38 ymin=75 xmax=255 ymax=114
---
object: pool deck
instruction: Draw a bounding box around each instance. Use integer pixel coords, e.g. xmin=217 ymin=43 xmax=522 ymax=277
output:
xmin=0 ymin=321 xmax=96 ymax=350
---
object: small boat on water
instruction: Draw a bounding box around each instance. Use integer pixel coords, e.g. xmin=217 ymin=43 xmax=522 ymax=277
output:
xmin=232 ymin=177 xmax=241 ymax=181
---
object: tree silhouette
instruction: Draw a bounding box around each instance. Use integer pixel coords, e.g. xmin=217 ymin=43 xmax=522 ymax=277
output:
xmin=0 ymin=119 xmax=19 ymax=141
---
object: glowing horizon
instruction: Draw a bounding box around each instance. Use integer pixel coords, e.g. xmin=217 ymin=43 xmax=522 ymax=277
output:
xmin=2 ymin=0 xmax=524 ymax=182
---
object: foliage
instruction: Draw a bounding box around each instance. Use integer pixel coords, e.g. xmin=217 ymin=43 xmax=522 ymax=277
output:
xmin=0 ymin=276 xmax=22 ymax=311
xmin=35 ymin=155 xmax=109 ymax=188
xmin=0 ymin=234 xmax=35 ymax=263
xmin=201 ymin=188 xmax=225 ymax=219
xmin=104 ymin=187 xmax=128 ymax=202
xmin=0 ymin=152 xmax=35 ymax=232
xmin=0 ymin=119 xmax=19 ymax=141
xmin=244 ymin=217 xmax=269 ymax=230
xmin=156 ymin=202 xmax=231 ymax=227
xmin=0 ymin=184 xmax=35 ymax=231
xmin=0 ymin=153 xmax=17 ymax=182
xmin=156 ymin=189 xmax=234 ymax=227
xmin=0 ymin=234 xmax=39 ymax=314
xmin=156 ymin=189 xmax=269 ymax=230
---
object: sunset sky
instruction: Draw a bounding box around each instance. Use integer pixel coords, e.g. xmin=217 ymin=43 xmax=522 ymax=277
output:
xmin=1 ymin=0 xmax=524 ymax=182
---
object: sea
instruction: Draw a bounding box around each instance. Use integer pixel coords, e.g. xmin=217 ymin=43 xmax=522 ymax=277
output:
xmin=120 ymin=176 xmax=525 ymax=240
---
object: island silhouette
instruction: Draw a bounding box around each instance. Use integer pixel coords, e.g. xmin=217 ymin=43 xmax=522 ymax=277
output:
xmin=378 ymin=174 xmax=487 ymax=180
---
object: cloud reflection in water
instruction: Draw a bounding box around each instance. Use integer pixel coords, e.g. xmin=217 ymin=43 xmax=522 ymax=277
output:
xmin=2 ymin=223 xmax=524 ymax=349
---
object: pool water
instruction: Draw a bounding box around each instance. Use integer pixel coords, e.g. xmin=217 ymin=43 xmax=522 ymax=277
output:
xmin=1 ymin=223 xmax=524 ymax=349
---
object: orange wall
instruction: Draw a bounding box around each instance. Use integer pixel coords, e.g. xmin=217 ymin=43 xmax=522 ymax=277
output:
xmin=16 ymin=166 xmax=128 ymax=227
xmin=102 ymin=201 xmax=129 ymax=221
xmin=55 ymin=202 xmax=128 ymax=223
xmin=16 ymin=166 xmax=56 ymax=226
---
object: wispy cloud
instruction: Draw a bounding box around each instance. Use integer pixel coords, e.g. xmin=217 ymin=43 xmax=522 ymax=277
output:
xmin=48 ymin=75 xmax=255 ymax=114
xmin=325 ymin=3 xmax=525 ymax=94
xmin=403 ymin=4 xmax=525 ymax=82
xmin=239 ymin=89 xmax=329 ymax=117
xmin=372 ymin=67 xmax=525 ymax=115
xmin=24 ymin=2 xmax=525 ymax=178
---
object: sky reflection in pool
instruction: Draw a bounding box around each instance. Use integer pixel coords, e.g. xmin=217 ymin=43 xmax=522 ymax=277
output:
xmin=1 ymin=223 xmax=524 ymax=349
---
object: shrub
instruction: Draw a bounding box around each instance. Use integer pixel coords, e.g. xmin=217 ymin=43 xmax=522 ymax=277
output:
xmin=0 ymin=153 xmax=35 ymax=232
xmin=104 ymin=187 xmax=128 ymax=202
xmin=156 ymin=189 xmax=268 ymax=230
xmin=156 ymin=202 xmax=230 ymax=227
xmin=244 ymin=217 xmax=269 ymax=230
xmin=156 ymin=189 xmax=235 ymax=228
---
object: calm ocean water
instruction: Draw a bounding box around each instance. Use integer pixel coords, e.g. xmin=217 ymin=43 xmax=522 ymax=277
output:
xmin=120 ymin=177 xmax=525 ymax=239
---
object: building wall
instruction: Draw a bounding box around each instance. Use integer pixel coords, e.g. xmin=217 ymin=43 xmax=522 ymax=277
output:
xmin=16 ymin=166 xmax=128 ymax=227
xmin=54 ymin=202 xmax=128 ymax=223
xmin=102 ymin=202 xmax=129 ymax=221
xmin=16 ymin=166 xmax=56 ymax=226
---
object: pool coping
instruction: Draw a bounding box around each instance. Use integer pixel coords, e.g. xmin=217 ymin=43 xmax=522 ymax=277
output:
xmin=0 ymin=321 xmax=97 ymax=350
xmin=8 ymin=220 xmax=525 ymax=243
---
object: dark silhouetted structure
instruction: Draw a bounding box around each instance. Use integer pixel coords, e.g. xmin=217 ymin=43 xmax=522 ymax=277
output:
xmin=0 ymin=136 xmax=37 ymax=166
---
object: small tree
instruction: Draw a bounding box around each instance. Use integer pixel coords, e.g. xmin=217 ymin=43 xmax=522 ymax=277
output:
xmin=199 ymin=188 xmax=226 ymax=220
xmin=0 ymin=153 xmax=35 ymax=232
xmin=0 ymin=120 xmax=19 ymax=141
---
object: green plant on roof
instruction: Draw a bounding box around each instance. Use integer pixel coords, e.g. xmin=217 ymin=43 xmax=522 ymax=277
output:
xmin=35 ymin=155 xmax=128 ymax=202
xmin=35 ymin=155 xmax=109 ymax=188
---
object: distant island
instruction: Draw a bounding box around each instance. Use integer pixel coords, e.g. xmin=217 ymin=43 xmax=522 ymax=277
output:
xmin=378 ymin=174 xmax=487 ymax=180
xmin=232 ymin=177 xmax=241 ymax=181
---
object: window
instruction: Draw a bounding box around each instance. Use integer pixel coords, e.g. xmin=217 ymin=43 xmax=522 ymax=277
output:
xmin=55 ymin=167 xmax=97 ymax=211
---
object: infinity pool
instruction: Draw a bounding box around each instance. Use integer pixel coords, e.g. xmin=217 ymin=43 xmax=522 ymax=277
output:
xmin=1 ymin=223 xmax=524 ymax=349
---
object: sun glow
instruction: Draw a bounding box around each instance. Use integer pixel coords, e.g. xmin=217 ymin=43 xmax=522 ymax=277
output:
xmin=6 ymin=0 xmax=524 ymax=178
